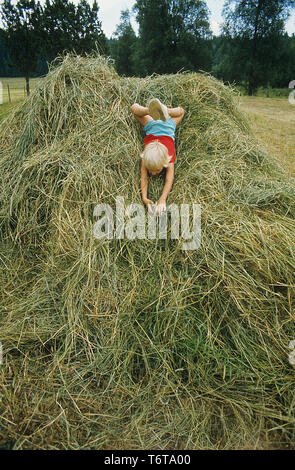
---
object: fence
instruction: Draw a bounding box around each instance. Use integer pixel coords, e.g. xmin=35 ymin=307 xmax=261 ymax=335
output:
xmin=0 ymin=77 xmax=40 ymax=104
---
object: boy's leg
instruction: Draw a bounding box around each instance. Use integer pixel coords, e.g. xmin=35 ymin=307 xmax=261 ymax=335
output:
xmin=167 ymin=106 xmax=185 ymax=126
xmin=167 ymin=107 xmax=184 ymax=117
xmin=131 ymin=103 xmax=153 ymax=127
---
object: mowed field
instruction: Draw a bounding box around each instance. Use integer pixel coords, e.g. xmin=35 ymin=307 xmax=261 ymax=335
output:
xmin=0 ymin=77 xmax=41 ymax=102
xmin=237 ymin=95 xmax=295 ymax=176
xmin=0 ymin=77 xmax=41 ymax=120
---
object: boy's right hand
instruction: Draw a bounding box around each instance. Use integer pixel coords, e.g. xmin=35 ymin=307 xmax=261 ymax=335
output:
xmin=143 ymin=198 xmax=155 ymax=214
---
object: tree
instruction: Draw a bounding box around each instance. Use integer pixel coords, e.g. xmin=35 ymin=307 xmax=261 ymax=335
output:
xmin=42 ymin=0 xmax=108 ymax=62
xmin=133 ymin=0 xmax=212 ymax=76
xmin=1 ymin=0 xmax=44 ymax=95
xmin=221 ymin=0 xmax=295 ymax=95
xmin=0 ymin=0 xmax=108 ymax=95
xmin=133 ymin=0 xmax=170 ymax=75
xmin=270 ymin=33 xmax=295 ymax=88
xmin=111 ymin=9 xmax=138 ymax=76
xmin=166 ymin=0 xmax=212 ymax=72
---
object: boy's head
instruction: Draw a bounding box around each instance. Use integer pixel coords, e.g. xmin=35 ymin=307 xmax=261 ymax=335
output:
xmin=141 ymin=141 xmax=170 ymax=175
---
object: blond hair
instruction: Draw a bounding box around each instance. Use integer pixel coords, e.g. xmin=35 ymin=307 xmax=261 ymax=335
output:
xmin=141 ymin=141 xmax=171 ymax=171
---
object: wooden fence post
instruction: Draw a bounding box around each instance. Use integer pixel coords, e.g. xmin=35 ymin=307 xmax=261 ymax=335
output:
xmin=7 ymin=84 xmax=11 ymax=103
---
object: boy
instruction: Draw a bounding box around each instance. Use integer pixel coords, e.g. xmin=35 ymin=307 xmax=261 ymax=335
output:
xmin=130 ymin=99 xmax=185 ymax=216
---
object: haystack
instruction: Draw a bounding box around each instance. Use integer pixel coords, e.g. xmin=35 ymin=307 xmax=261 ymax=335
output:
xmin=0 ymin=54 xmax=294 ymax=450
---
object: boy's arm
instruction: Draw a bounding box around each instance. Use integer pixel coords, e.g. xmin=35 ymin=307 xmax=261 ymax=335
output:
xmin=156 ymin=163 xmax=175 ymax=216
xmin=141 ymin=159 xmax=155 ymax=213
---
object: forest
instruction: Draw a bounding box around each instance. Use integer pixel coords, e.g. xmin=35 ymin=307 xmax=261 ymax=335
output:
xmin=0 ymin=0 xmax=295 ymax=95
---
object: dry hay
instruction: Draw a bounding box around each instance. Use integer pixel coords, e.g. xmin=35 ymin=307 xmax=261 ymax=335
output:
xmin=0 ymin=54 xmax=294 ymax=450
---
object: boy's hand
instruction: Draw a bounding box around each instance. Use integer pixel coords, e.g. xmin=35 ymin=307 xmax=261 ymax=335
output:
xmin=143 ymin=198 xmax=155 ymax=214
xmin=156 ymin=198 xmax=167 ymax=216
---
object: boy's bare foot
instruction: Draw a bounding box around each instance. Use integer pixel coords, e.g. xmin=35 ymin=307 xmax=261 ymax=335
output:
xmin=147 ymin=98 xmax=169 ymax=121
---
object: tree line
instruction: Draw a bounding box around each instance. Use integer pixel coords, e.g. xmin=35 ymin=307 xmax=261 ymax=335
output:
xmin=0 ymin=0 xmax=295 ymax=96
xmin=0 ymin=0 xmax=108 ymax=94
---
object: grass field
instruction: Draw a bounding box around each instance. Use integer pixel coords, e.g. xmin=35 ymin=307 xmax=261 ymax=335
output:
xmin=0 ymin=77 xmax=41 ymax=104
xmin=0 ymin=77 xmax=41 ymax=121
xmin=237 ymin=95 xmax=295 ymax=176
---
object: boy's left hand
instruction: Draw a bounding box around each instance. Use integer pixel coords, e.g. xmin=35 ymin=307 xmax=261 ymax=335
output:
xmin=156 ymin=198 xmax=166 ymax=216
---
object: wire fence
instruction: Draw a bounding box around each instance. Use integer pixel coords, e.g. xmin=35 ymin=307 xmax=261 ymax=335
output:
xmin=0 ymin=78 xmax=40 ymax=104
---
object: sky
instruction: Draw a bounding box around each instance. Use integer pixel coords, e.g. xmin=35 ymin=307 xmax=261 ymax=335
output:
xmin=91 ymin=0 xmax=295 ymax=38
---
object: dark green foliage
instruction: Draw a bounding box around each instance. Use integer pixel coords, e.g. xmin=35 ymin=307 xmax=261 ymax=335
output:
xmin=132 ymin=0 xmax=213 ymax=76
xmin=110 ymin=9 xmax=138 ymax=76
xmin=1 ymin=0 xmax=44 ymax=94
xmin=42 ymin=0 xmax=108 ymax=62
xmin=218 ymin=0 xmax=295 ymax=94
xmin=0 ymin=0 xmax=108 ymax=92
xmin=1 ymin=0 xmax=294 ymax=94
